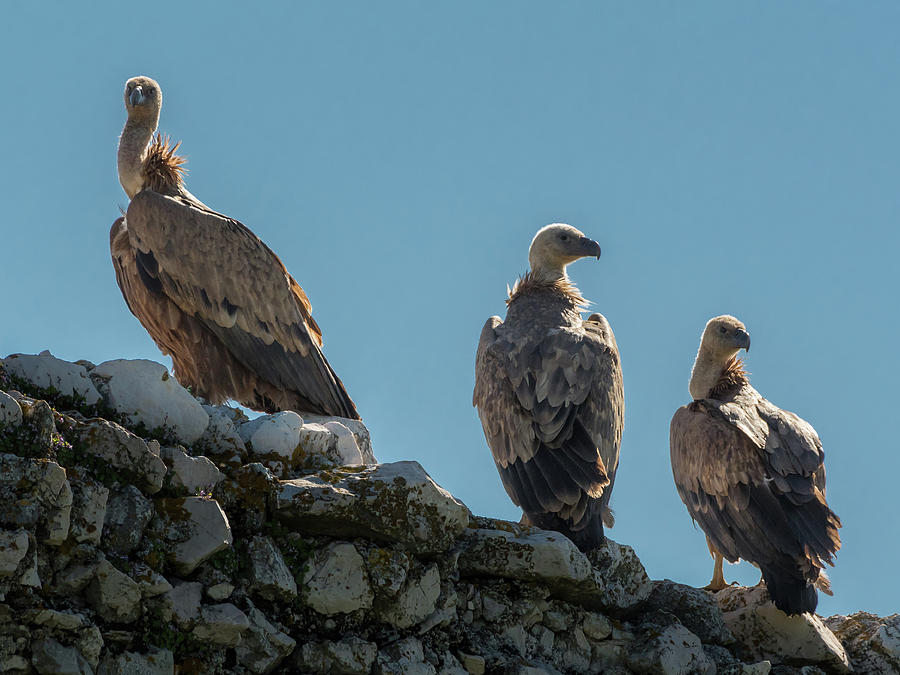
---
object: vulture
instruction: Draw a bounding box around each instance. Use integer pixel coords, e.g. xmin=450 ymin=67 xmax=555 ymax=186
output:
xmin=473 ymin=224 xmax=624 ymax=551
xmin=670 ymin=315 xmax=841 ymax=615
xmin=111 ymin=76 xmax=359 ymax=419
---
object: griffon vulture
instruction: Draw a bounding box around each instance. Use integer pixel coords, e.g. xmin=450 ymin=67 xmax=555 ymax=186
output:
xmin=111 ymin=76 xmax=359 ymax=418
xmin=670 ymin=315 xmax=840 ymax=615
xmin=473 ymin=224 xmax=624 ymax=551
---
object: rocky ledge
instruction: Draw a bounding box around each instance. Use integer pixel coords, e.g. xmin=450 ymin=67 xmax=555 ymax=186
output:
xmin=0 ymin=351 xmax=895 ymax=675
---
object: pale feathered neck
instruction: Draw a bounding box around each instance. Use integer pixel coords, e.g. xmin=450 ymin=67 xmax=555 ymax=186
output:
xmin=690 ymin=355 xmax=748 ymax=400
xmin=507 ymin=271 xmax=588 ymax=310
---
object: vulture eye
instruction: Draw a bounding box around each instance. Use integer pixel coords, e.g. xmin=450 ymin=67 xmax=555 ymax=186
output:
xmin=560 ymin=234 xmax=568 ymax=241
xmin=719 ymin=326 xmax=727 ymax=334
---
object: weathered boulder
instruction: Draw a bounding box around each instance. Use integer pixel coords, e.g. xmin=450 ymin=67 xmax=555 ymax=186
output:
xmin=159 ymin=446 xmax=225 ymax=495
xmin=160 ymin=580 xmax=202 ymax=626
xmin=297 ymin=636 xmax=378 ymax=674
xmin=717 ymin=586 xmax=850 ymax=673
xmin=303 ymin=541 xmax=373 ymax=615
xmin=0 ymin=390 xmax=23 ymax=427
xmin=90 ymin=359 xmax=209 ymax=444
xmin=247 ymin=535 xmax=298 ymax=601
xmin=156 ymin=497 xmax=232 ymax=575
xmin=0 ymin=529 xmax=30 ymax=578
xmin=238 ymin=411 xmax=304 ymax=464
xmin=85 ymin=560 xmax=142 ymax=623
xmin=30 ymin=637 xmax=93 ymax=675
xmin=235 ymin=602 xmax=296 ymax=674
xmin=295 ymin=417 xmax=372 ymax=468
xmin=97 ymin=647 xmax=174 ymax=675
xmin=275 ymin=461 xmax=469 ymax=555
xmin=197 ymin=404 xmax=248 ymax=462
xmin=824 ymin=611 xmax=900 ymax=674
xmin=191 ymin=603 xmax=250 ymax=646
xmin=376 ymin=637 xmax=435 ymax=675
xmin=457 ymin=524 xmax=650 ymax=613
xmin=377 ymin=563 xmax=441 ymax=629
xmin=0 ymin=454 xmax=72 ymax=546
xmin=68 ymin=473 xmax=109 ymax=545
xmin=626 ymin=610 xmax=715 ymax=674
xmin=2 ymin=352 xmax=101 ymax=407
xmin=102 ymin=485 xmax=153 ymax=555
xmin=301 ymin=414 xmax=376 ymax=464
xmin=643 ymin=579 xmax=734 ymax=645
xmin=75 ymin=419 xmax=166 ymax=495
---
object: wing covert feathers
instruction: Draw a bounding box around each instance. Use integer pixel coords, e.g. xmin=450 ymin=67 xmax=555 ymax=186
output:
xmin=670 ymin=384 xmax=840 ymax=614
xmin=111 ymin=189 xmax=358 ymax=418
xmin=474 ymin=288 xmax=623 ymax=551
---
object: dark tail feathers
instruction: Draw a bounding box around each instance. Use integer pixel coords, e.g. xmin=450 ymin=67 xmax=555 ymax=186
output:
xmin=761 ymin=566 xmax=818 ymax=615
xmin=527 ymin=507 xmax=605 ymax=553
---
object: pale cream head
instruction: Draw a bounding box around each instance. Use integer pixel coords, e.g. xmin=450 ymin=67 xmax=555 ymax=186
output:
xmin=689 ymin=315 xmax=751 ymax=399
xmin=123 ymin=76 xmax=162 ymax=128
xmin=528 ymin=223 xmax=602 ymax=280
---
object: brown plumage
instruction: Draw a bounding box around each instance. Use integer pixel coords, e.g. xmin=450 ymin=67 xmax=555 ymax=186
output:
xmin=111 ymin=76 xmax=358 ymax=418
xmin=474 ymin=224 xmax=624 ymax=551
xmin=670 ymin=315 xmax=840 ymax=615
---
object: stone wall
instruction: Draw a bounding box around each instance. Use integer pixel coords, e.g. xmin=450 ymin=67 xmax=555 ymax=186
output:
xmin=0 ymin=351 xmax=896 ymax=675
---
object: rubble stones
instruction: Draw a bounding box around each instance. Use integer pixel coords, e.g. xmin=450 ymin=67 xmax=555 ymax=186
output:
xmin=644 ymin=579 xmax=735 ymax=645
xmin=159 ymin=445 xmax=225 ymax=495
xmin=276 ymin=461 xmax=469 ymax=555
xmin=85 ymin=560 xmax=142 ymax=623
xmin=378 ymin=563 xmax=441 ymax=629
xmin=192 ymin=603 xmax=250 ymax=646
xmin=377 ymin=637 xmax=435 ymax=675
xmin=717 ymin=586 xmax=851 ymax=673
xmin=30 ymin=637 xmax=93 ymax=675
xmin=157 ymin=496 xmax=232 ymax=575
xmin=235 ymin=603 xmax=296 ymax=674
xmin=2 ymin=352 xmax=101 ymax=407
xmin=75 ymin=419 xmax=167 ymax=494
xmin=162 ymin=581 xmax=202 ymax=626
xmin=824 ymin=612 xmax=900 ymax=674
xmin=90 ymin=359 xmax=209 ymax=444
xmin=102 ymin=485 xmax=152 ymax=555
xmin=0 ymin=454 xmax=72 ymax=546
xmin=301 ymin=414 xmax=376 ymax=465
xmin=97 ymin=647 xmax=174 ymax=675
xmin=0 ymin=529 xmax=30 ymax=577
xmin=303 ymin=542 xmax=373 ymax=615
xmin=68 ymin=474 xmax=109 ymax=545
xmin=626 ymin=611 xmax=715 ymax=674
xmin=298 ymin=636 xmax=377 ymax=674
xmin=247 ymin=535 xmax=298 ymax=601
xmin=297 ymin=418 xmax=367 ymax=468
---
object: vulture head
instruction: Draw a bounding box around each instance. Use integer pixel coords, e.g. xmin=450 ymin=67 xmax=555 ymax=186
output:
xmin=123 ymin=76 xmax=162 ymax=129
xmin=689 ymin=315 xmax=751 ymax=399
xmin=528 ymin=224 xmax=602 ymax=280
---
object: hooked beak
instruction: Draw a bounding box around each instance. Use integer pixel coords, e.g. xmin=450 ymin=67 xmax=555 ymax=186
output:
xmin=735 ymin=329 xmax=751 ymax=352
xmin=580 ymin=236 xmax=602 ymax=260
xmin=129 ymin=86 xmax=145 ymax=106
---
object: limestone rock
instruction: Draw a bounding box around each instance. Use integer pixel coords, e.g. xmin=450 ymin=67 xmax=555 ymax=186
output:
xmin=97 ymin=647 xmax=174 ymax=675
xmin=131 ymin=562 xmax=172 ymax=598
xmin=376 ymin=637 xmax=435 ymax=675
xmin=643 ymin=579 xmax=734 ymax=645
xmin=75 ymin=419 xmax=167 ymax=494
xmin=161 ymin=581 xmax=202 ymax=626
xmin=235 ymin=602 xmax=296 ymax=674
xmin=68 ymin=474 xmax=109 ymax=545
xmin=296 ymin=417 xmax=371 ymax=468
xmin=30 ymin=638 xmax=93 ymax=675
xmin=0 ymin=390 xmax=22 ymax=427
xmin=29 ymin=609 xmax=86 ymax=630
xmin=303 ymin=542 xmax=373 ymax=615
xmin=157 ymin=497 xmax=232 ymax=575
xmin=197 ymin=404 xmax=248 ymax=461
xmin=2 ymin=352 xmax=101 ymax=407
xmin=0 ymin=453 xmax=72 ymax=546
xmin=301 ymin=414 xmax=376 ymax=464
xmin=276 ymin=461 xmax=468 ymax=555
xmin=458 ymin=526 xmax=648 ymax=613
xmin=825 ymin=611 xmax=900 ymax=674
xmin=717 ymin=586 xmax=850 ymax=673
xmin=102 ymin=485 xmax=152 ymax=555
xmin=85 ymin=559 xmax=141 ymax=623
xmin=378 ymin=563 xmax=441 ymax=629
xmin=298 ymin=636 xmax=378 ymax=674
xmin=90 ymin=359 xmax=209 ymax=444
xmin=238 ymin=411 xmax=303 ymax=462
xmin=365 ymin=546 xmax=410 ymax=598
xmin=0 ymin=529 xmax=30 ymax=577
xmin=248 ymin=535 xmax=298 ymax=601
xmin=192 ymin=603 xmax=250 ymax=646
xmin=206 ymin=582 xmax=234 ymax=601
xmin=627 ymin=611 xmax=715 ymax=674
xmin=159 ymin=446 xmax=224 ymax=495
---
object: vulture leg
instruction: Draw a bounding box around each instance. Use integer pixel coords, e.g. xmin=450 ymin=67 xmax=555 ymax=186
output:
xmin=703 ymin=541 xmax=729 ymax=592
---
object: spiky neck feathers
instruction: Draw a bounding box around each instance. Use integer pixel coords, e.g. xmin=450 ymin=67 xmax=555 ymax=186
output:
xmin=507 ymin=271 xmax=588 ymax=311
xmin=690 ymin=355 xmax=749 ymax=400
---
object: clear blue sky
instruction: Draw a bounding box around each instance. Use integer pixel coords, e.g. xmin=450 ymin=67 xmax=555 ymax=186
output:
xmin=2 ymin=2 xmax=897 ymax=616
